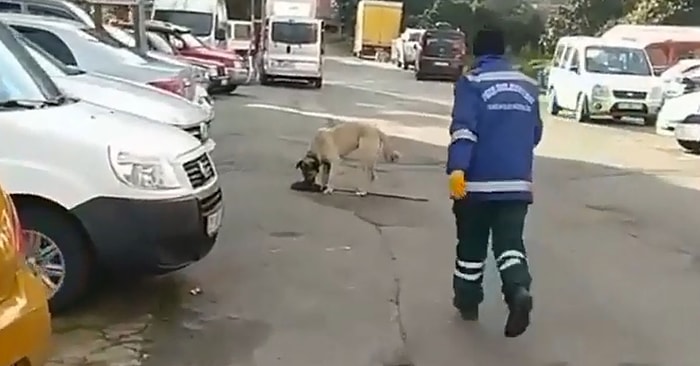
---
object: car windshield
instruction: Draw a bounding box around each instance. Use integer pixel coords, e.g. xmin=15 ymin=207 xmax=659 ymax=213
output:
xmin=147 ymin=32 xmax=175 ymax=54
xmin=103 ymin=24 xmax=136 ymax=47
xmin=78 ymin=28 xmax=148 ymax=64
xmin=19 ymin=35 xmax=85 ymax=77
xmin=270 ymin=21 xmax=317 ymax=44
xmin=0 ymin=23 xmax=62 ymax=102
xmin=408 ymin=32 xmax=421 ymax=42
xmin=233 ymin=23 xmax=251 ymax=39
xmin=584 ymin=46 xmax=652 ymax=76
xmin=153 ymin=10 xmax=213 ymax=37
xmin=179 ymin=32 xmax=205 ymax=48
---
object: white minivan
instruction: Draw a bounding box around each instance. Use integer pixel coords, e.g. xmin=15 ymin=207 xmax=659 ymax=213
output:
xmin=152 ymin=0 xmax=229 ymax=47
xmin=260 ymin=16 xmax=323 ymax=88
xmin=0 ymin=22 xmax=223 ymax=312
xmin=546 ymin=36 xmax=663 ymax=125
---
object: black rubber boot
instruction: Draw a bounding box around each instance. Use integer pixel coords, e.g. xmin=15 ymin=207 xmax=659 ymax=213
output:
xmin=453 ymin=297 xmax=479 ymax=321
xmin=504 ymin=287 xmax=533 ymax=338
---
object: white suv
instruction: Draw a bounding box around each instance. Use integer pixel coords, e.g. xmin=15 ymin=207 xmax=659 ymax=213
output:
xmin=546 ymin=36 xmax=663 ymax=125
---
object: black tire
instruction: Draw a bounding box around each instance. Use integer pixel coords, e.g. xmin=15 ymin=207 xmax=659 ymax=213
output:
xmin=260 ymin=73 xmax=271 ymax=86
xmin=644 ymin=116 xmax=657 ymax=127
xmin=415 ymin=72 xmax=424 ymax=81
xmin=311 ymin=78 xmax=323 ymax=89
xmin=222 ymin=85 xmax=238 ymax=93
xmin=17 ymin=202 xmax=93 ymax=313
xmin=402 ymin=58 xmax=409 ymax=70
xmin=547 ymin=89 xmax=560 ymax=116
xmin=575 ymin=94 xmax=591 ymax=123
xmin=678 ymin=140 xmax=700 ymax=153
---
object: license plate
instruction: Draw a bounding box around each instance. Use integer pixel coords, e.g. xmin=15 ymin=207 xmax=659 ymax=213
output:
xmin=434 ymin=61 xmax=449 ymax=66
xmin=618 ymin=102 xmax=643 ymax=110
xmin=206 ymin=208 xmax=223 ymax=236
xmin=221 ymin=79 xmax=228 ymax=85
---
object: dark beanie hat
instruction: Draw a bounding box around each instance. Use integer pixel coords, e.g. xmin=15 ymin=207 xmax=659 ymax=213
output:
xmin=473 ymin=29 xmax=505 ymax=57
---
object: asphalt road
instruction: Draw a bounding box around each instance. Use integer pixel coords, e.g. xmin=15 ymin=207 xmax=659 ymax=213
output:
xmin=47 ymin=58 xmax=700 ymax=366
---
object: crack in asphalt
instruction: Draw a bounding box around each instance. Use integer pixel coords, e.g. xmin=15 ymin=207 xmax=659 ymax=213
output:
xmin=357 ymin=216 xmax=414 ymax=366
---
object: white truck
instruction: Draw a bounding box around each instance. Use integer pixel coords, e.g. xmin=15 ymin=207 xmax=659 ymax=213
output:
xmin=259 ymin=0 xmax=324 ymax=88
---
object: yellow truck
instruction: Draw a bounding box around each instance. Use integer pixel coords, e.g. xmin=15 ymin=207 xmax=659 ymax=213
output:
xmin=353 ymin=0 xmax=403 ymax=60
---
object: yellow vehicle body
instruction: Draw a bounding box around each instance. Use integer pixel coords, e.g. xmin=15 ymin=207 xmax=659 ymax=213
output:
xmin=0 ymin=188 xmax=52 ymax=366
xmin=353 ymin=0 xmax=403 ymax=57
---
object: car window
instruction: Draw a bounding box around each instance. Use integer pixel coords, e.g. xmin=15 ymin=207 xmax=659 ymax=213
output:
xmin=570 ymin=49 xmax=579 ymax=69
xmin=12 ymin=25 xmax=78 ymax=66
xmin=233 ymin=23 xmax=251 ymax=39
xmin=0 ymin=22 xmax=62 ymax=101
xmin=153 ymin=10 xmax=213 ymax=37
xmin=408 ymin=32 xmax=421 ymax=42
xmin=584 ymin=46 xmax=652 ymax=76
xmin=26 ymin=5 xmax=75 ymax=20
xmin=552 ymin=44 xmax=565 ymax=67
xmin=561 ymin=45 xmax=573 ymax=69
xmin=0 ymin=1 xmax=20 ymax=12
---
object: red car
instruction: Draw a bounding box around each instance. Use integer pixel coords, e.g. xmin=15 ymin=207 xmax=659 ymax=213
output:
xmin=145 ymin=20 xmax=251 ymax=93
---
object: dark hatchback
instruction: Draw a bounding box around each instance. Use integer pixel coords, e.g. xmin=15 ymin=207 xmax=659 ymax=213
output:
xmin=414 ymin=29 xmax=466 ymax=81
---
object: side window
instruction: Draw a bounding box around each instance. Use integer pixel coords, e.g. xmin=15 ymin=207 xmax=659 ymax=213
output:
xmin=552 ymin=44 xmax=565 ymax=67
xmin=12 ymin=26 xmax=77 ymax=66
xmin=561 ymin=46 xmax=573 ymax=69
xmin=0 ymin=1 xmax=21 ymax=12
xmin=26 ymin=5 xmax=75 ymax=20
xmin=570 ymin=49 xmax=580 ymax=69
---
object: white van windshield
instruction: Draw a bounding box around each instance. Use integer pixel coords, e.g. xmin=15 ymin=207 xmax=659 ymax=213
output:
xmin=153 ymin=10 xmax=213 ymax=37
xmin=271 ymin=21 xmax=317 ymax=44
xmin=584 ymin=46 xmax=651 ymax=76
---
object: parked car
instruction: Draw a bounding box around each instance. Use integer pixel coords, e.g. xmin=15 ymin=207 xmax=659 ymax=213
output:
xmin=20 ymin=33 xmax=215 ymax=141
xmin=0 ymin=185 xmax=52 ymax=366
xmin=394 ymin=28 xmax=423 ymax=70
xmin=0 ymin=14 xmax=197 ymax=100
xmin=414 ymin=28 xmax=466 ymax=81
xmin=106 ymin=21 xmax=230 ymax=93
xmin=656 ymin=89 xmax=700 ymax=136
xmin=114 ymin=20 xmax=249 ymax=92
xmin=0 ymin=0 xmax=95 ymax=27
xmin=674 ymin=113 xmax=700 ymax=153
xmin=145 ymin=20 xmax=249 ymax=92
xmin=659 ymin=59 xmax=700 ymax=99
xmin=546 ymin=36 xmax=663 ymax=125
xmin=0 ymin=20 xmax=223 ymax=311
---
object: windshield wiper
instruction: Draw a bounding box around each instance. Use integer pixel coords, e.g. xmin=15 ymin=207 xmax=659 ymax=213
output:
xmin=0 ymin=95 xmax=69 ymax=109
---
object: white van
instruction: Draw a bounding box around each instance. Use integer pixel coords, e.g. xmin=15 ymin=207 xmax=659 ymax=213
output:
xmin=0 ymin=22 xmax=223 ymax=311
xmin=260 ymin=16 xmax=323 ymax=88
xmin=546 ymin=36 xmax=663 ymax=125
xmin=152 ymin=0 xmax=229 ymax=47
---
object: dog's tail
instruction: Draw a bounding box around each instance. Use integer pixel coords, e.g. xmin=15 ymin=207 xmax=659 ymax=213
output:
xmin=378 ymin=130 xmax=401 ymax=163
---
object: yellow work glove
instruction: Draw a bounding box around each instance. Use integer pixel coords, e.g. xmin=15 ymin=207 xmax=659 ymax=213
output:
xmin=449 ymin=170 xmax=467 ymax=199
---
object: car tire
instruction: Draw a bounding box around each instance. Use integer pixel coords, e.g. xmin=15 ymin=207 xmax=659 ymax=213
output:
xmin=222 ymin=85 xmax=238 ymax=93
xmin=311 ymin=78 xmax=323 ymax=89
xmin=678 ymin=140 xmax=700 ymax=153
xmin=415 ymin=72 xmax=424 ymax=81
xmin=402 ymin=58 xmax=409 ymax=70
xmin=17 ymin=202 xmax=93 ymax=313
xmin=575 ymin=94 xmax=591 ymax=123
xmin=260 ymin=73 xmax=271 ymax=86
xmin=643 ymin=116 xmax=657 ymax=127
xmin=547 ymin=89 xmax=561 ymax=116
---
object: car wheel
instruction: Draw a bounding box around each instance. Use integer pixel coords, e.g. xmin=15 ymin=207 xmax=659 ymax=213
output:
xmin=260 ymin=73 xmax=271 ymax=86
xmin=547 ymin=89 xmax=561 ymax=116
xmin=222 ymin=85 xmax=238 ymax=93
xmin=678 ymin=139 xmax=700 ymax=153
xmin=402 ymin=58 xmax=409 ymax=70
xmin=311 ymin=78 xmax=323 ymax=89
xmin=643 ymin=116 xmax=657 ymax=127
xmin=18 ymin=202 xmax=93 ymax=313
xmin=575 ymin=94 xmax=591 ymax=123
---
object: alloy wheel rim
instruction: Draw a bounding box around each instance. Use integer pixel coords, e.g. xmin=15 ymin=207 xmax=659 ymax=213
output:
xmin=24 ymin=229 xmax=65 ymax=297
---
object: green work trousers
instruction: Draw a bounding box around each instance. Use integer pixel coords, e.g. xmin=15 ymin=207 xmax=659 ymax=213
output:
xmin=452 ymin=199 xmax=532 ymax=309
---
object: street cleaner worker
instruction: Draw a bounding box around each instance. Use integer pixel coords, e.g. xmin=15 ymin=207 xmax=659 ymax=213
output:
xmin=447 ymin=28 xmax=542 ymax=338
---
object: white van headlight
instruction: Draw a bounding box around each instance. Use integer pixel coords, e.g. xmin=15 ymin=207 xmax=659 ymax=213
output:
xmin=108 ymin=147 xmax=181 ymax=190
xmin=592 ymin=84 xmax=610 ymax=97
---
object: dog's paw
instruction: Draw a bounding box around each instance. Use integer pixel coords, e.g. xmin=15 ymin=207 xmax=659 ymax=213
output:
xmin=355 ymin=190 xmax=368 ymax=197
xmin=322 ymin=186 xmax=334 ymax=195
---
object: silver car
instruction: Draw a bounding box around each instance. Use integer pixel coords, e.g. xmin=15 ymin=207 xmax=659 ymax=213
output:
xmin=19 ymin=33 xmax=215 ymax=142
xmin=0 ymin=13 xmax=198 ymax=101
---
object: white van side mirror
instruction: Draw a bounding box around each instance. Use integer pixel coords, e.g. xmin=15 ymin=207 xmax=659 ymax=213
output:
xmin=569 ymin=65 xmax=579 ymax=73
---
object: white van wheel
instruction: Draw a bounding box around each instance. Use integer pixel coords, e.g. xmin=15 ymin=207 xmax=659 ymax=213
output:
xmin=678 ymin=140 xmax=700 ymax=153
xmin=547 ymin=89 xmax=560 ymax=116
xmin=17 ymin=202 xmax=93 ymax=313
xmin=575 ymin=94 xmax=591 ymax=123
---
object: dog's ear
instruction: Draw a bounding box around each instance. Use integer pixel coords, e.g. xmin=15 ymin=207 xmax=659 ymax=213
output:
xmin=295 ymin=160 xmax=303 ymax=169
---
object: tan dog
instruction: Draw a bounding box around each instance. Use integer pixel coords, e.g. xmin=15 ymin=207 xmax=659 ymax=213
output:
xmin=296 ymin=122 xmax=401 ymax=196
